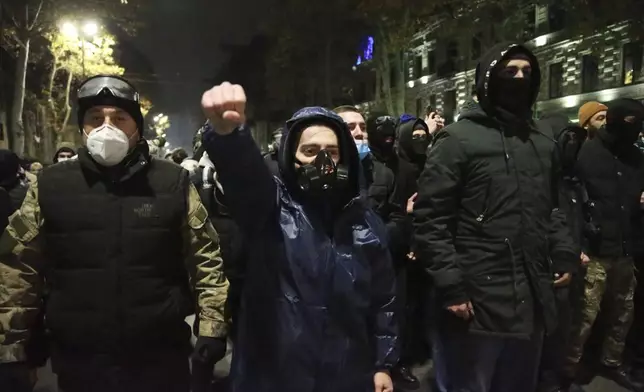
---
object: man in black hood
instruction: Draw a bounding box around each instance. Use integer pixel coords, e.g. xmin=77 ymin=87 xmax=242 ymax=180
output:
xmin=566 ymin=98 xmax=644 ymax=391
xmin=53 ymin=143 xmax=76 ymax=163
xmin=413 ymin=43 xmax=576 ymax=392
xmin=200 ymin=82 xmax=398 ymax=392
xmin=396 ymin=116 xmax=431 ymax=176
xmin=365 ymin=113 xmax=421 ymax=389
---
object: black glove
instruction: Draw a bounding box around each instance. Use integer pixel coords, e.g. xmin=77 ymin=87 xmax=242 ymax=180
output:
xmin=191 ymin=336 xmax=227 ymax=392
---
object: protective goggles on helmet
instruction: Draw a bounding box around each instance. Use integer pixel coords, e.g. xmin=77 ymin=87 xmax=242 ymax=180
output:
xmin=77 ymin=76 xmax=140 ymax=103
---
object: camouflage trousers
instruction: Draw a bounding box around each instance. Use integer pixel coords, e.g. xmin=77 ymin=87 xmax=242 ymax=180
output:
xmin=567 ymin=256 xmax=637 ymax=367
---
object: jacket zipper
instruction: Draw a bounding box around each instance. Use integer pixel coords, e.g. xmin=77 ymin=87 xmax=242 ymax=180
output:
xmin=545 ymin=236 xmax=554 ymax=275
xmin=476 ymin=182 xmax=492 ymax=225
xmin=505 ymin=238 xmax=519 ymax=314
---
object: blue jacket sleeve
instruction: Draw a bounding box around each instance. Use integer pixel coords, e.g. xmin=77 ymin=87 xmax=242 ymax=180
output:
xmin=369 ymin=216 xmax=399 ymax=371
xmin=202 ymin=125 xmax=277 ymax=233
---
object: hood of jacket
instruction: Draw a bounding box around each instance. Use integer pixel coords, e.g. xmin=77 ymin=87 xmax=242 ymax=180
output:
xmin=366 ymin=112 xmax=398 ymax=162
xmin=54 ymin=142 xmax=77 ymax=163
xmin=475 ymin=43 xmax=541 ymax=119
xmin=278 ymin=106 xmax=360 ymax=204
xmin=397 ymin=117 xmax=430 ymax=166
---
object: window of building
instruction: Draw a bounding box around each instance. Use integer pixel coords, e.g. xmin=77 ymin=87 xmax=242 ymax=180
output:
xmin=443 ymin=90 xmax=457 ymax=125
xmin=428 ymin=51 xmax=436 ymax=74
xmin=429 ymin=94 xmax=437 ymax=110
xmin=522 ymin=6 xmax=537 ymax=39
xmin=549 ymin=63 xmax=564 ymax=99
xmin=415 ymin=54 xmax=423 ymax=79
xmin=547 ymin=3 xmax=566 ymax=32
xmin=416 ymin=98 xmax=423 ymax=118
xmin=581 ymin=55 xmax=599 ymax=93
xmin=438 ymin=41 xmax=459 ymax=77
xmin=623 ymin=41 xmax=643 ymax=85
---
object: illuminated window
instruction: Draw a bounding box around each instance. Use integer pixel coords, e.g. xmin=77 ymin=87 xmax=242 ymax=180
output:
xmin=623 ymin=42 xmax=643 ymax=86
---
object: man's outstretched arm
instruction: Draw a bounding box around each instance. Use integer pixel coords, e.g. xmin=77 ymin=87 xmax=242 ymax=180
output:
xmin=201 ymin=83 xmax=277 ymax=233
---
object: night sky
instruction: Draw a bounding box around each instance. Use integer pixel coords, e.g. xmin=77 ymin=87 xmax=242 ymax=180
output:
xmin=130 ymin=0 xmax=270 ymax=150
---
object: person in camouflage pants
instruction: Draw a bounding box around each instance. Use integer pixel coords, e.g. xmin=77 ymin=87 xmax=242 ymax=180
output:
xmin=567 ymin=257 xmax=636 ymax=368
xmin=0 ymin=75 xmax=229 ymax=392
xmin=566 ymin=99 xmax=644 ymax=391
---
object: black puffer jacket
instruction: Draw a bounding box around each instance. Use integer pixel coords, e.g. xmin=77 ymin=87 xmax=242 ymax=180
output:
xmin=576 ymin=129 xmax=644 ymax=258
xmin=413 ymin=43 xmax=576 ymax=337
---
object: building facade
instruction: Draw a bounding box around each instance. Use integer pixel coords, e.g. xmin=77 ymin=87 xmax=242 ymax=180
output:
xmin=399 ymin=7 xmax=643 ymax=124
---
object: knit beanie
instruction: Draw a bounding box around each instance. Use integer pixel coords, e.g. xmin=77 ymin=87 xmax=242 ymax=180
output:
xmin=578 ymin=101 xmax=608 ymax=128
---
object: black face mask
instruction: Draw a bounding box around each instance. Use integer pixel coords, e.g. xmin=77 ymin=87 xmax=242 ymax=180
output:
xmin=602 ymin=119 xmax=643 ymax=147
xmin=411 ymin=133 xmax=430 ymax=156
xmin=368 ymin=116 xmax=397 ymax=158
xmin=492 ymin=77 xmax=532 ymax=116
xmin=296 ymin=150 xmax=348 ymax=195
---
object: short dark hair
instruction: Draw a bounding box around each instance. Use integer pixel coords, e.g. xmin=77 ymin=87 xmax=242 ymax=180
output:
xmin=333 ymin=105 xmax=361 ymax=115
xmin=425 ymin=105 xmax=435 ymax=117
xmin=170 ymin=148 xmax=188 ymax=164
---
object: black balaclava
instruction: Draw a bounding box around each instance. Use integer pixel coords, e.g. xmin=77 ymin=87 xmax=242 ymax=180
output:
xmin=366 ymin=113 xmax=397 ymax=161
xmin=556 ymin=125 xmax=587 ymax=176
xmin=599 ymin=98 xmax=644 ymax=147
xmin=476 ymin=44 xmax=541 ymax=126
xmin=397 ymin=117 xmax=430 ymax=171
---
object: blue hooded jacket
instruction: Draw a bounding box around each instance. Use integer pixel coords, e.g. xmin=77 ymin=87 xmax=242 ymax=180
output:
xmin=203 ymin=107 xmax=398 ymax=392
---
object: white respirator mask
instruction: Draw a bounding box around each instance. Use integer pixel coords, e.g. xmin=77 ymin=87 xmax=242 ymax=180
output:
xmin=84 ymin=124 xmax=133 ymax=167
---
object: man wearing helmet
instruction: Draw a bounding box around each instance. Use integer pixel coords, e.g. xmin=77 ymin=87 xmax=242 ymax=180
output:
xmin=0 ymin=75 xmax=229 ymax=392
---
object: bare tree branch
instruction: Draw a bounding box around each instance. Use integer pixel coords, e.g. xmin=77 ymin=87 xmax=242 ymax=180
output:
xmin=26 ymin=0 xmax=44 ymax=31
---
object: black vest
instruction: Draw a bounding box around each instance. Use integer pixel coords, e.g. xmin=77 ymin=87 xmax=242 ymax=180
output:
xmin=38 ymin=152 xmax=193 ymax=354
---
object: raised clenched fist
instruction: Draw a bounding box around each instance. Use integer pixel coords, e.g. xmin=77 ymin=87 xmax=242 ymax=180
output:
xmin=201 ymin=82 xmax=247 ymax=136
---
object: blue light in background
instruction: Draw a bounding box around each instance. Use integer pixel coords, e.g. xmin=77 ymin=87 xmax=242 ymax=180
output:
xmin=355 ymin=36 xmax=375 ymax=67
xmin=364 ymin=36 xmax=374 ymax=61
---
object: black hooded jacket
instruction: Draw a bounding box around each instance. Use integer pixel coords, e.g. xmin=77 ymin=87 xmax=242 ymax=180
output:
xmin=365 ymin=116 xmax=417 ymax=264
xmin=575 ymin=102 xmax=644 ymax=258
xmin=397 ymin=118 xmax=431 ymax=177
xmin=413 ymin=43 xmax=576 ymax=337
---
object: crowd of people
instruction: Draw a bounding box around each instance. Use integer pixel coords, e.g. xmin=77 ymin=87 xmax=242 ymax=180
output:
xmin=1 ymin=42 xmax=644 ymax=392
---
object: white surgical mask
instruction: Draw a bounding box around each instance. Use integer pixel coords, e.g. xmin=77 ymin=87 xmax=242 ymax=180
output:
xmin=84 ymin=124 xmax=132 ymax=167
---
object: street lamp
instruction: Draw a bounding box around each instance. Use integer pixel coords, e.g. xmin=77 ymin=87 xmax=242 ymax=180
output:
xmin=60 ymin=20 xmax=100 ymax=77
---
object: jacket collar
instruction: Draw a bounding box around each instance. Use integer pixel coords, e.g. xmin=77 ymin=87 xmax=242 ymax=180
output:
xmin=79 ymin=139 xmax=151 ymax=184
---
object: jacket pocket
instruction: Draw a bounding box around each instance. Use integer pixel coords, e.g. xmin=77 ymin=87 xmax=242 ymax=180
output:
xmin=475 ymin=181 xmax=493 ymax=230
